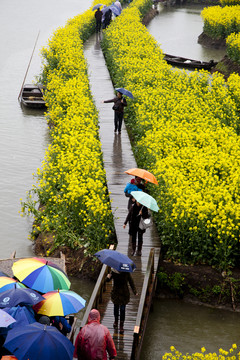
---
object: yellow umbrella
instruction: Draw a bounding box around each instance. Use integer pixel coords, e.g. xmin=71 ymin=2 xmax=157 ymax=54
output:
xmin=125 ymin=168 xmax=158 ymax=185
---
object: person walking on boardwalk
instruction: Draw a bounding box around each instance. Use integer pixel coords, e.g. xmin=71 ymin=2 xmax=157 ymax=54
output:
xmin=124 ymin=176 xmax=145 ymax=210
xmin=95 ymin=7 xmax=103 ymax=34
xmin=102 ymin=90 xmax=127 ymax=134
xmin=123 ymin=199 xmax=149 ymax=256
xmin=106 ymin=269 xmax=138 ymax=334
xmin=73 ymin=309 xmax=117 ymax=360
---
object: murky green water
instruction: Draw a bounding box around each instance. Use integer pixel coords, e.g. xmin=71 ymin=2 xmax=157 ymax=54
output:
xmin=141 ymin=299 xmax=240 ymax=359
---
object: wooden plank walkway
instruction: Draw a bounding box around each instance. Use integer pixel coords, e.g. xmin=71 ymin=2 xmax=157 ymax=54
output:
xmin=84 ymin=34 xmax=161 ymax=359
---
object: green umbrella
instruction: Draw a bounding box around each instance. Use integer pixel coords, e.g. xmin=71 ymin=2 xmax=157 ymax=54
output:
xmin=130 ymin=191 xmax=159 ymax=212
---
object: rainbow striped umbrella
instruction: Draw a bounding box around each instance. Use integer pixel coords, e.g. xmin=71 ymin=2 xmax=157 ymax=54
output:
xmin=0 ymin=277 xmax=26 ymax=293
xmin=33 ymin=290 xmax=86 ymax=317
xmin=12 ymin=258 xmax=70 ymax=293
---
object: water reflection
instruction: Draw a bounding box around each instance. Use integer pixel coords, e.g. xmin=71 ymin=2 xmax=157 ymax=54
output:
xmin=147 ymin=4 xmax=226 ymax=62
xmin=69 ymin=276 xmax=95 ymax=336
xmin=112 ymin=133 xmax=123 ymax=172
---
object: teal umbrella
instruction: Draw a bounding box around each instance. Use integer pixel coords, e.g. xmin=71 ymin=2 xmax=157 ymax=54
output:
xmin=130 ymin=191 xmax=159 ymax=212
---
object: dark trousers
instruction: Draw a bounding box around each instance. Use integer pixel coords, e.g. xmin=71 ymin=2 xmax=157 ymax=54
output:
xmin=114 ymin=304 xmax=126 ymax=322
xmin=132 ymin=229 xmax=143 ymax=248
xmin=114 ymin=111 xmax=123 ymax=132
xmin=96 ymin=20 xmax=101 ymax=33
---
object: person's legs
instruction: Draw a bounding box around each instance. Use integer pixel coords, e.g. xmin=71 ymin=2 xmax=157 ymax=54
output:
xmin=114 ymin=112 xmax=118 ymax=132
xmin=131 ymin=232 xmax=137 ymax=256
xmin=119 ymin=304 xmax=126 ymax=334
xmin=137 ymin=231 xmax=143 ymax=256
xmin=113 ymin=304 xmax=119 ymax=328
xmin=96 ymin=21 xmax=101 ymax=32
xmin=118 ymin=112 xmax=123 ymax=133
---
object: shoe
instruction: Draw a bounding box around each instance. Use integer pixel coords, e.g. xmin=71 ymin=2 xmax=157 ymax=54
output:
xmin=120 ymin=321 xmax=124 ymax=334
xmin=118 ymin=131 xmax=121 ymax=134
xmin=137 ymin=250 xmax=142 ymax=256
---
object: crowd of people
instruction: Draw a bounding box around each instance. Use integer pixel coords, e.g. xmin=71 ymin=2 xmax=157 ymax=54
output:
xmin=94 ymin=0 xmax=123 ymax=34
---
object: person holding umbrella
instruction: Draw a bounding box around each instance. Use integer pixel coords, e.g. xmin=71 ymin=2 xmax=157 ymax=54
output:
xmin=124 ymin=176 xmax=145 ymax=210
xmin=102 ymin=90 xmax=127 ymax=134
xmin=94 ymin=7 xmax=103 ymax=34
xmin=123 ymin=198 xmax=149 ymax=256
xmin=94 ymin=249 xmax=138 ymax=334
xmin=106 ymin=268 xmax=138 ymax=334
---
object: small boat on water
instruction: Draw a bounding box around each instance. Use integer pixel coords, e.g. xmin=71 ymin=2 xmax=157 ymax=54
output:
xmin=164 ymin=53 xmax=218 ymax=70
xmin=19 ymin=84 xmax=46 ymax=109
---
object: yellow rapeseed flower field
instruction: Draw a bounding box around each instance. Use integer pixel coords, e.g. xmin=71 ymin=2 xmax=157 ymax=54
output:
xmin=102 ymin=4 xmax=240 ymax=269
xmin=22 ymin=0 xmax=114 ymax=254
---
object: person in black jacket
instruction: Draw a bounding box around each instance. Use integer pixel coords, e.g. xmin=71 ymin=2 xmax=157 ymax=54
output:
xmin=123 ymin=199 xmax=149 ymax=256
xmin=106 ymin=269 xmax=138 ymax=334
xmin=102 ymin=91 xmax=127 ymax=134
xmin=95 ymin=8 xmax=103 ymax=33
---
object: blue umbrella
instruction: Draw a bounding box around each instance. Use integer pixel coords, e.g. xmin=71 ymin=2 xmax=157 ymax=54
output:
xmin=0 ymin=309 xmax=16 ymax=328
xmin=4 ymin=322 xmax=74 ymax=360
xmin=115 ymin=87 xmax=134 ymax=99
xmin=5 ymin=305 xmax=36 ymax=327
xmin=0 ymin=305 xmax=36 ymax=337
xmin=109 ymin=4 xmax=121 ymax=16
xmin=94 ymin=249 xmax=136 ymax=272
xmin=0 ymin=287 xmax=44 ymax=308
xmin=92 ymin=3 xmax=103 ymax=10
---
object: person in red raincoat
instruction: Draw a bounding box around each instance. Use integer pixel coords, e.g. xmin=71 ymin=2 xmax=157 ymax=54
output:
xmin=73 ymin=309 xmax=117 ymax=360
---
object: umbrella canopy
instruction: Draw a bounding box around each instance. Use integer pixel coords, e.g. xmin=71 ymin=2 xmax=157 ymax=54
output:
xmin=92 ymin=3 xmax=103 ymax=10
xmin=4 ymin=322 xmax=74 ymax=360
xmin=4 ymin=305 xmax=36 ymax=327
xmin=115 ymin=87 xmax=133 ymax=99
xmin=125 ymin=168 xmax=158 ymax=185
xmin=33 ymin=289 xmax=86 ymax=317
xmin=0 ymin=277 xmax=26 ymax=293
xmin=109 ymin=4 xmax=121 ymax=16
xmin=0 ymin=287 xmax=44 ymax=308
xmin=102 ymin=4 xmax=109 ymax=13
xmin=0 ymin=271 xmax=9 ymax=277
xmin=0 ymin=309 xmax=16 ymax=328
xmin=12 ymin=257 xmax=71 ymax=293
xmin=130 ymin=191 xmax=159 ymax=212
xmin=94 ymin=249 xmax=136 ymax=272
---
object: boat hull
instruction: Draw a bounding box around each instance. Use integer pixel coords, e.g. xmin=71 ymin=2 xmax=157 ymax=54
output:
xmin=20 ymin=84 xmax=46 ymax=109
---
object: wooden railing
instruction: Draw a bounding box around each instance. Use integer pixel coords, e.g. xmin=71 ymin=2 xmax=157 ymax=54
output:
xmin=131 ymin=248 xmax=156 ymax=360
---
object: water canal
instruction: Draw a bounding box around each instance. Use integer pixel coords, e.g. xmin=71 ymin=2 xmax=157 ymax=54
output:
xmin=0 ymin=1 xmax=239 ymax=358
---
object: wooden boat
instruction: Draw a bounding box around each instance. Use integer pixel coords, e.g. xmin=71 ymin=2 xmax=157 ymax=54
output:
xmin=163 ymin=53 xmax=218 ymax=70
xmin=20 ymin=84 xmax=46 ymax=109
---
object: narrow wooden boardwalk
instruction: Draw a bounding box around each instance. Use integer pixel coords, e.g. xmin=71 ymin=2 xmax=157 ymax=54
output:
xmin=84 ymin=34 xmax=161 ymax=359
